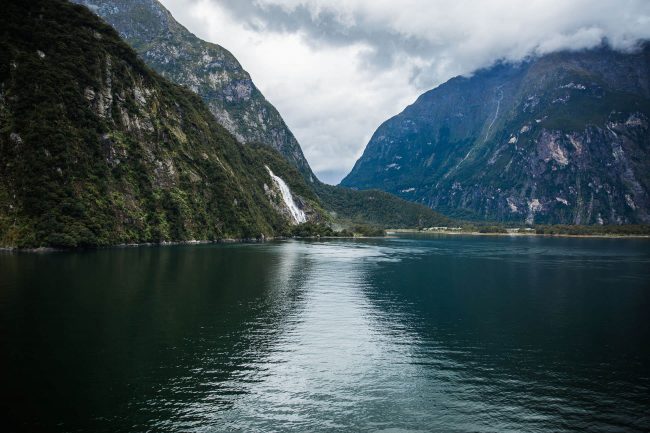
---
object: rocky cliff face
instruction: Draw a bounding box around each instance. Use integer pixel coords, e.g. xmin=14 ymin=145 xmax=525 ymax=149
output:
xmin=0 ymin=0 xmax=320 ymax=248
xmin=71 ymin=0 xmax=315 ymax=180
xmin=342 ymin=46 xmax=650 ymax=224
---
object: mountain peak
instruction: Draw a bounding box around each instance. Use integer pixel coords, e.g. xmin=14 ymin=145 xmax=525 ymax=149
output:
xmin=342 ymin=44 xmax=650 ymax=224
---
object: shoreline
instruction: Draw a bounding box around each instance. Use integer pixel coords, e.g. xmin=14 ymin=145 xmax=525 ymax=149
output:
xmin=0 ymin=238 xmax=270 ymax=254
xmin=386 ymin=229 xmax=650 ymax=239
xmin=3 ymin=230 xmax=649 ymax=253
xmin=0 ymin=235 xmax=367 ymax=253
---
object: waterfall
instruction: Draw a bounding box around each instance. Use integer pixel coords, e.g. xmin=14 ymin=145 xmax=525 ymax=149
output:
xmin=266 ymin=166 xmax=307 ymax=224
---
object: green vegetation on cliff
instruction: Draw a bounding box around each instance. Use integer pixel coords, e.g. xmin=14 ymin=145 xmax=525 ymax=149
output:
xmin=71 ymin=0 xmax=315 ymax=179
xmin=0 ymin=0 xmax=468 ymax=249
xmin=70 ymin=0 xmax=454 ymax=231
xmin=315 ymin=184 xmax=453 ymax=229
xmin=0 ymin=0 xmax=320 ymax=248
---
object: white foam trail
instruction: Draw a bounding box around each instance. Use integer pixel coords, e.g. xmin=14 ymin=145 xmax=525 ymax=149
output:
xmin=266 ymin=166 xmax=307 ymax=224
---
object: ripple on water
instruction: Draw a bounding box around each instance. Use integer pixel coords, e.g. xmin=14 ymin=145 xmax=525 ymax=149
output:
xmin=2 ymin=236 xmax=649 ymax=432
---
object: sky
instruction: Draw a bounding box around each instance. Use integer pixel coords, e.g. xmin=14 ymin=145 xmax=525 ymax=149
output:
xmin=158 ymin=0 xmax=650 ymax=184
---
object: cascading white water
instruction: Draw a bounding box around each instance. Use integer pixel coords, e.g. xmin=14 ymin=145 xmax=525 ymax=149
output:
xmin=266 ymin=166 xmax=307 ymax=224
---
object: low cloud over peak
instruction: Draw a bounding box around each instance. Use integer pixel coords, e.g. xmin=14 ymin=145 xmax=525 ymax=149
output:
xmin=160 ymin=0 xmax=650 ymax=183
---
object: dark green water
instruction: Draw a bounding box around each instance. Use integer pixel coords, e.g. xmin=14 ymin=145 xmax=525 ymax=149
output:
xmin=1 ymin=235 xmax=649 ymax=432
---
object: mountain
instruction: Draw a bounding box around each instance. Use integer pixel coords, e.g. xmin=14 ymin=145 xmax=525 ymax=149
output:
xmin=342 ymin=45 xmax=650 ymax=225
xmin=70 ymin=0 xmax=315 ymax=179
xmin=69 ymin=0 xmax=454 ymax=230
xmin=0 ymin=0 xmax=323 ymax=248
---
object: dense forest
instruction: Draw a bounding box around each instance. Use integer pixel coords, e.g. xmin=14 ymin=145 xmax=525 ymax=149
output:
xmin=0 ymin=0 xmax=326 ymax=248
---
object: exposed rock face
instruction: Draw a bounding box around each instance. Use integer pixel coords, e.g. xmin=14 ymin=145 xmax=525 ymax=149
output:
xmin=341 ymin=46 xmax=650 ymax=224
xmin=72 ymin=0 xmax=315 ymax=179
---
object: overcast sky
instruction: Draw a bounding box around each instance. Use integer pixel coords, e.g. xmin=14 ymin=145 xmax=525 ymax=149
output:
xmin=158 ymin=0 xmax=650 ymax=184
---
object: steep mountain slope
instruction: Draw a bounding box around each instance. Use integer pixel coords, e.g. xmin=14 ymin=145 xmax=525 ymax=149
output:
xmin=71 ymin=0 xmax=315 ymax=179
xmin=0 ymin=0 xmax=321 ymax=248
xmin=71 ymin=0 xmax=456 ymax=230
xmin=342 ymin=46 xmax=650 ymax=224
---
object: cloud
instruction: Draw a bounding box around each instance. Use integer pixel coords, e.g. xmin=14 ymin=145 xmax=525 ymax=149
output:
xmin=159 ymin=0 xmax=650 ymax=183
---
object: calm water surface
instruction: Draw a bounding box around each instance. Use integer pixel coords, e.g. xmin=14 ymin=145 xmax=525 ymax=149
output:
xmin=1 ymin=235 xmax=649 ymax=432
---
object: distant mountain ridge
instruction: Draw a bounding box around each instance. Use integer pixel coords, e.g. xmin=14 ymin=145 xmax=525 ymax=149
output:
xmin=71 ymin=0 xmax=315 ymax=179
xmin=342 ymin=45 xmax=650 ymax=224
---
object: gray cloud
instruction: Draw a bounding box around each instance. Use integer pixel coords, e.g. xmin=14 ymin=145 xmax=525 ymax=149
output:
xmin=160 ymin=0 xmax=650 ymax=183
xmin=201 ymin=0 xmax=446 ymax=79
xmin=207 ymin=0 xmax=650 ymax=83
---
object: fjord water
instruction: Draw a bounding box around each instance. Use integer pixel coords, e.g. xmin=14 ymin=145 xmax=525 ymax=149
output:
xmin=2 ymin=236 xmax=649 ymax=432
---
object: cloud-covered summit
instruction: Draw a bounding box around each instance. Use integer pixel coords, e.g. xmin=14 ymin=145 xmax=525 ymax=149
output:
xmin=159 ymin=0 xmax=650 ymax=183
xmin=204 ymin=0 xmax=650 ymax=82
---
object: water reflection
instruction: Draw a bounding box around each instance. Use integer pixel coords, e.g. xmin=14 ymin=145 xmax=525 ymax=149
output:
xmin=2 ymin=237 xmax=649 ymax=432
xmin=361 ymin=236 xmax=650 ymax=432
